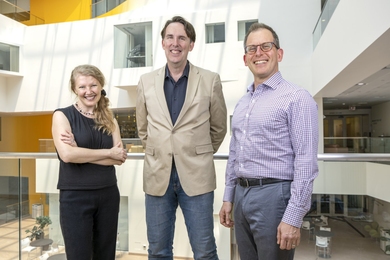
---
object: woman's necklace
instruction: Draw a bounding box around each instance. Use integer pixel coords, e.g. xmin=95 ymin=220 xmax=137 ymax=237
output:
xmin=75 ymin=102 xmax=94 ymax=116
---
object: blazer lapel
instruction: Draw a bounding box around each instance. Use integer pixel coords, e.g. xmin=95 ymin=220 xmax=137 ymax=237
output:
xmin=174 ymin=63 xmax=200 ymax=127
xmin=154 ymin=66 xmax=174 ymax=128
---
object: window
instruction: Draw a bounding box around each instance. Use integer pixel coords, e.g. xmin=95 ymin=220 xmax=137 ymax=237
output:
xmin=114 ymin=22 xmax=153 ymax=68
xmin=92 ymin=0 xmax=126 ymax=17
xmin=0 ymin=42 xmax=19 ymax=72
xmin=206 ymin=23 xmax=225 ymax=43
xmin=237 ymin=19 xmax=258 ymax=41
xmin=114 ymin=108 xmax=137 ymax=138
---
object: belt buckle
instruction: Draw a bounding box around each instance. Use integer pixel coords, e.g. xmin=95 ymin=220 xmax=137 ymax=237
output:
xmin=245 ymin=178 xmax=249 ymax=187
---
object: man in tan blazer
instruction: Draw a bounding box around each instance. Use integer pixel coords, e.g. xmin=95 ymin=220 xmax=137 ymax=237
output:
xmin=136 ymin=16 xmax=227 ymax=260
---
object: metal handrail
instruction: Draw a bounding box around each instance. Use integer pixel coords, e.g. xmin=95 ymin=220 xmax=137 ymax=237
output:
xmin=1 ymin=152 xmax=390 ymax=162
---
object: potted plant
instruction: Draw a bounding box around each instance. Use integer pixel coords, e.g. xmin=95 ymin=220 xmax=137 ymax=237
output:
xmin=25 ymin=216 xmax=52 ymax=241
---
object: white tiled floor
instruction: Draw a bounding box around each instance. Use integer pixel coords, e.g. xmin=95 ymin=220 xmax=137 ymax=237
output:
xmin=1 ymin=217 xmax=389 ymax=260
xmin=295 ymin=217 xmax=389 ymax=260
xmin=122 ymin=217 xmax=390 ymax=260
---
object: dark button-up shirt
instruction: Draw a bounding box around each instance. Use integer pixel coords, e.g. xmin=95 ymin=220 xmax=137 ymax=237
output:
xmin=164 ymin=62 xmax=189 ymax=125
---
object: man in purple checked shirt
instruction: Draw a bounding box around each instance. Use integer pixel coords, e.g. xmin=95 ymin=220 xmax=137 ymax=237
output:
xmin=219 ymin=22 xmax=319 ymax=260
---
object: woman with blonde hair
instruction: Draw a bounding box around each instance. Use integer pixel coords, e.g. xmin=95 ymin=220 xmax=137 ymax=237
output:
xmin=52 ymin=64 xmax=127 ymax=260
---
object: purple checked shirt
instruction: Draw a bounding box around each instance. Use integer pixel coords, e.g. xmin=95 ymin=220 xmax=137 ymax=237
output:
xmin=223 ymin=71 xmax=319 ymax=227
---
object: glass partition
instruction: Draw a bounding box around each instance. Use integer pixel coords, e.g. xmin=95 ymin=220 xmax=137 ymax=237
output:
xmin=0 ymin=0 xmax=44 ymax=25
xmin=1 ymin=153 xmax=390 ymax=259
xmin=0 ymin=158 xmax=34 ymax=259
xmin=370 ymin=137 xmax=390 ymax=153
xmin=0 ymin=154 xmax=130 ymax=259
xmin=324 ymin=137 xmax=390 ymax=153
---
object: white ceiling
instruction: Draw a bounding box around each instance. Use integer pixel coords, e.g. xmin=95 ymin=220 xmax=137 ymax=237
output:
xmin=323 ymin=64 xmax=390 ymax=110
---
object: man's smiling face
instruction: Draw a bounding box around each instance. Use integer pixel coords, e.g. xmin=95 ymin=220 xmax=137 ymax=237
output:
xmin=162 ymin=22 xmax=194 ymax=68
xmin=244 ymin=28 xmax=283 ymax=87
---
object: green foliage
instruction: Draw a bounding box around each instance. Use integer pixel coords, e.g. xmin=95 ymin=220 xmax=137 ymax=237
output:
xmin=369 ymin=229 xmax=379 ymax=238
xmin=371 ymin=221 xmax=379 ymax=230
xmin=25 ymin=216 xmax=52 ymax=241
xmin=364 ymin=224 xmax=372 ymax=232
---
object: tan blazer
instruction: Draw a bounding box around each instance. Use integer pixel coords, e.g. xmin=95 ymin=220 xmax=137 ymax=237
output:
xmin=136 ymin=63 xmax=227 ymax=196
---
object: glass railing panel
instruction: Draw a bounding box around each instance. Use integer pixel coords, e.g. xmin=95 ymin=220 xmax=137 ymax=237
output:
xmin=2 ymin=153 xmax=390 ymax=259
xmin=0 ymin=0 xmax=44 ymax=25
xmin=324 ymin=137 xmax=390 ymax=153
xmin=313 ymin=0 xmax=340 ymax=49
xmin=21 ymin=158 xmax=53 ymax=259
xmin=370 ymin=137 xmax=390 ymax=153
xmin=324 ymin=137 xmax=369 ymax=153
xmin=0 ymin=158 xmax=22 ymax=259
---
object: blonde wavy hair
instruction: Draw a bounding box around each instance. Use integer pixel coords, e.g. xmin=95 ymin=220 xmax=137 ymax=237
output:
xmin=70 ymin=64 xmax=115 ymax=135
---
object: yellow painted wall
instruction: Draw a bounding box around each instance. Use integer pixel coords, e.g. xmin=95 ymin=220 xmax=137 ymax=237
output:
xmin=0 ymin=117 xmax=17 ymax=152
xmin=0 ymin=114 xmax=52 ymax=216
xmin=29 ymin=0 xmax=91 ymax=24
xmin=0 ymin=117 xmax=50 ymax=217
xmin=22 ymin=0 xmax=141 ymax=25
xmin=0 ymin=114 xmax=52 ymax=152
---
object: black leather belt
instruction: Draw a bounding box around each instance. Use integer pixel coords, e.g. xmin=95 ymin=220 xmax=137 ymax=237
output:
xmin=238 ymin=178 xmax=291 ymax=188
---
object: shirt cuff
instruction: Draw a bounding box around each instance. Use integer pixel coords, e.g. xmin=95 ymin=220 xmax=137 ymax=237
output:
xmin=282 ymin=203 xmax=308 ymax=228
xmin=223 ymin=185 xmax=236 ymax=202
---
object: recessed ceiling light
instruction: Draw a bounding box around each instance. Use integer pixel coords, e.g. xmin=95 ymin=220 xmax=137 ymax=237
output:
xmin=357 ymin=82 xmax=366 ymax=86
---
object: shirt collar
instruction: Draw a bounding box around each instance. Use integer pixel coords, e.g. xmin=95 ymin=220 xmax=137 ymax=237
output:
xmin=165 ymin=61 xmax=190 ymax=79
xmin=247 ymin=71 xmax=283 ymax=94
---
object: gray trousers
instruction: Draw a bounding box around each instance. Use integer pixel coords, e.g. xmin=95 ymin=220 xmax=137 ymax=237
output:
xmin=234 ymin=181 xmax=295 ymax=260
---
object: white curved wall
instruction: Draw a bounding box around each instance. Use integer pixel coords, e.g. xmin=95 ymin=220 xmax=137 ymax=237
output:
xmin=312 ymin=0 xmax=390 ymax=98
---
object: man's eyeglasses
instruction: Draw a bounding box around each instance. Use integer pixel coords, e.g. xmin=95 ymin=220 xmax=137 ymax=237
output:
xmin=245 ymin=42 xmax=279 ymax=54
